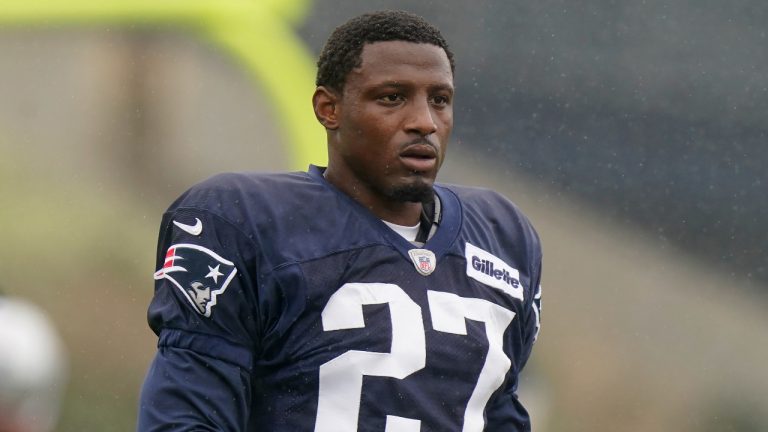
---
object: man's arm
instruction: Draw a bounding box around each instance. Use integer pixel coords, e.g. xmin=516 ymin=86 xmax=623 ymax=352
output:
xmin=138 ymin=200 xmax=261 ymax=431
xmin=485 ymin=250 xmax=542 ymax=431
xmin=138 ymin=340 xmax=252 ymax=431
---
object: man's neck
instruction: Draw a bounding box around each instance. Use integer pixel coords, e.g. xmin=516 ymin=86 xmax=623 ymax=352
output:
xmin=369 ymin=201 xmax=423 ymax=226
xmin=323 ymin=168 xmax=424 ymax=226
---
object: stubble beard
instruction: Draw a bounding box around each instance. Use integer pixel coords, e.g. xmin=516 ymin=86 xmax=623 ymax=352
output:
xmin=389 ymin=176 xmax=435 ymax=203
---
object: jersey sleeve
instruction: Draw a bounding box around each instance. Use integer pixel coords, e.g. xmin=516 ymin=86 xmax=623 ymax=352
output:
xmin=485 ymin=211 xmax=543 ymax=431
xmin=521 ymin=253 xmax=543 ymax=369
xmin=138 ymin=205 xmax=261 ymax=431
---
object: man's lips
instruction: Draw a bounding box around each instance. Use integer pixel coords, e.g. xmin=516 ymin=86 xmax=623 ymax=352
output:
xmin=399 ymin=144 xmax=438 ymax=172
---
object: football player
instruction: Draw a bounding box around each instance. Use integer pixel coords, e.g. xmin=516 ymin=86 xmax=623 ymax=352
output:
xmin=138 ymin=10 xmax=542 ymax=431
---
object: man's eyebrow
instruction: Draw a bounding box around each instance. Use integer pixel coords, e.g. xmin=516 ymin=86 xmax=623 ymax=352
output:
xmin=429 ymin=83 xmax=455 ymax=93
xmin=369 ymin=81 xmax=409 ymax=89
xmin=367 ymin=81 xmax=454 ymax=92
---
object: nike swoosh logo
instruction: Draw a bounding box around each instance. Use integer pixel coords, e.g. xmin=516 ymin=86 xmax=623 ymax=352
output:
xmin=173 ymin=218 xmax=203 ymax=236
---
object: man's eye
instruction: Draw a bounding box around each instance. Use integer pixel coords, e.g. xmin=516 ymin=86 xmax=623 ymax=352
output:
xmin=379 ymin=94 xmax=403 ymax=103
xmin=432 ymin=95 xmax=450 ymax=105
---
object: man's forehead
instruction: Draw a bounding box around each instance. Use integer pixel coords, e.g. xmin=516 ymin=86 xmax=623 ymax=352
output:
xmin=358 ymin=40 xmax=450 ymax=66
xmin=349 ymin=41 xmax=453 ymax=85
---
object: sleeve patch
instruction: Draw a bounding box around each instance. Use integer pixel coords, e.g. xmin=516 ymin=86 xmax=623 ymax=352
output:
xmin=153 ymin=243 xmax=238 ymax=317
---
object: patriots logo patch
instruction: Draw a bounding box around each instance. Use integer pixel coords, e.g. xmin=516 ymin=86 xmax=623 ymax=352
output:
xmin=153 ymin=243 xmax=237 ymax=317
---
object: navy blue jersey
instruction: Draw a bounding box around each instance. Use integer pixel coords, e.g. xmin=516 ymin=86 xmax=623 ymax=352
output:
xmin=138 ymin=165 xmax=542 ymax=432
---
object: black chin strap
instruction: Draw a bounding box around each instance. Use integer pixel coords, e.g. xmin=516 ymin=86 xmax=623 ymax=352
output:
xmin=415 ymin=194 xmax=441 ymax=244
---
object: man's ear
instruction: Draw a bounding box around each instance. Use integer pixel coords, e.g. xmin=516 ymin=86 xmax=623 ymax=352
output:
xmin=312 ymin=86 xmax=340 ymax=130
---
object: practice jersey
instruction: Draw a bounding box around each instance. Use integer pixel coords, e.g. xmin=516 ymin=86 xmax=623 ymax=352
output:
xmin=138 ymin=165 xmax=543 ymax=432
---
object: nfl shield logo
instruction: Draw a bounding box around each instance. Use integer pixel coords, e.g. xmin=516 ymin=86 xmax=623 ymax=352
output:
xmin=408 ymin=249 xmax=436 ymax=276
xmin=418 ymin=256 xmax=430 ymax=272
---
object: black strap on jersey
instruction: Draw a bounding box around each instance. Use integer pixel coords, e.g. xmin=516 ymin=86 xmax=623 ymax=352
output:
xmin=415 ymin=194 xmax=441 ymax=244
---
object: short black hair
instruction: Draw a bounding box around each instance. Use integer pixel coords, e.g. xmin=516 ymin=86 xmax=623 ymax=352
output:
xmin=316 ymin=10 xmax=455 ymax=93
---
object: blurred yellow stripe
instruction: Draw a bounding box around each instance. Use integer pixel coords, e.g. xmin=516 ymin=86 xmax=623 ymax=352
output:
xmin=0 ymin=0 xmax=326 ymax=170
xmin=0 ymin=1 xmax=253 ymax=25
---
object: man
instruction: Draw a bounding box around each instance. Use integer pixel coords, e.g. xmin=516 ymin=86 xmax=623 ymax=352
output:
xmin=138 ymin=10 xmax=542 ymax=431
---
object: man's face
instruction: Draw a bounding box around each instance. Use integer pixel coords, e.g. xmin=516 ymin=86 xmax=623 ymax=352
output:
xmin=325 ymin=41 xmax=454 ymax=208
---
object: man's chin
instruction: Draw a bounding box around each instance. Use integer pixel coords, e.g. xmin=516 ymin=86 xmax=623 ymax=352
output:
xmin=390 ymin=179 xmax=435 ymax=203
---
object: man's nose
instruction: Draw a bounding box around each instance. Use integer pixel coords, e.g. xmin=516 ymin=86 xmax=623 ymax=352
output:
xmin=405 ymin=99 xmax=438 ymax=136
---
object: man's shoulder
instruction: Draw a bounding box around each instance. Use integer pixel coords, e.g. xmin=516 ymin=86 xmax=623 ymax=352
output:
xmin=437 ymin=183 xmax=519 ymax=212
xmin=190 ymin=170 xmax=312 ymax=195
xmin=169 ymin=171 xmax=315 ymax=209
xmin=438 ymin=182 xmax=539 ymax=243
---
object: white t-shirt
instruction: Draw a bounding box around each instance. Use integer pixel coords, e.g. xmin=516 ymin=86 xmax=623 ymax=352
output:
xmin=382 ymin=220 xmax=421 ymax=243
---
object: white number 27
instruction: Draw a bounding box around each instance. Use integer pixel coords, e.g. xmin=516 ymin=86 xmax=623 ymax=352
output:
xmin=314 ymin=283 xmax=516 ymax=432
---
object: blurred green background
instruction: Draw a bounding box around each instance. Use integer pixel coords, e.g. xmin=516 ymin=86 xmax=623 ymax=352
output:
xmin=1 ymin=1 xmax=767 ymax=431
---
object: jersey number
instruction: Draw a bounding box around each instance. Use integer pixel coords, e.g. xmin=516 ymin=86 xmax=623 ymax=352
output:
xmin=314 ymin=283 xmax=516 ymax=432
